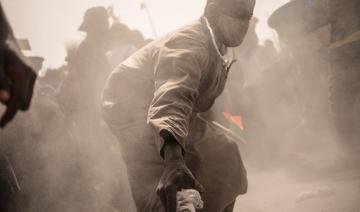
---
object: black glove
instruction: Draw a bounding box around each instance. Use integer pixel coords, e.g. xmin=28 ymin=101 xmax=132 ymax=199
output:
xmin=0 ymin=44 xmax=36 ymax=127
xmin=156 ymin=130 xmax=203 ymax=212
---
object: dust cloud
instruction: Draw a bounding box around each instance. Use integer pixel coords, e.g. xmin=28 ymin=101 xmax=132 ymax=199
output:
xmin=1 ymin=0 xmax=360 ymax=212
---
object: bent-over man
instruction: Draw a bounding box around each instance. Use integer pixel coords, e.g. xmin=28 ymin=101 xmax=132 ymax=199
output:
xmin=102 ymin=0 xmax=255 ymax=211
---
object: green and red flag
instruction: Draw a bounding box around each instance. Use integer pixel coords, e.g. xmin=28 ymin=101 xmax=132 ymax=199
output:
xmin=223 ymin=111 xmax=244 ymax=130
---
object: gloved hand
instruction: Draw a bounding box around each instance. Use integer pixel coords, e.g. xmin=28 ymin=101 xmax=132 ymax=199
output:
xmin=156 ymin=130 xmax=203 ymax=212
xmin=0 ymin=44 xmax=36 ymax=127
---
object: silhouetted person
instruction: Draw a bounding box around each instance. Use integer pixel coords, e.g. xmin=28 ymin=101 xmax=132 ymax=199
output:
xmin=59 ymin=6 xmax=110 ymax=121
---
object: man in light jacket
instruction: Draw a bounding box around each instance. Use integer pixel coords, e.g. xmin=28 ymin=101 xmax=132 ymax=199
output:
xmin=102 ymin=0 xmax=255 ymax=211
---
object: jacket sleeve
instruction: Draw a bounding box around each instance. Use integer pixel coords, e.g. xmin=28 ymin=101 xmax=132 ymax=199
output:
xmin=147 ymin=36 xmax=207 ymax=153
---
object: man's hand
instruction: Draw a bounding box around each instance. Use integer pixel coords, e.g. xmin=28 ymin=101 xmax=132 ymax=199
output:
xmin=156 ymin=133 xmax=203 ymax=212
xmin=0 ymin=44 xmax=36 ymax=127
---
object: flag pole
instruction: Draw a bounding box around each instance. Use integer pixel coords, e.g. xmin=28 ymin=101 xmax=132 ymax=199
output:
xmin=141 ymin=0 xmax=158 ymax=37
xmin=197 ymin=114 xmax=248 ymax=145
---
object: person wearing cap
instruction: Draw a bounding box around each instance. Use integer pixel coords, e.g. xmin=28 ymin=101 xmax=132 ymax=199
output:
xmin=102 ymin=0 xmax=255 ymax=211
xmin=59 ymin=6 xmax=110 ymax=124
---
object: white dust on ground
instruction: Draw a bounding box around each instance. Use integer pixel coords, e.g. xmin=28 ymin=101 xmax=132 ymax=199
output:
xmin=234 ymin=131 xmax=360 ymax=212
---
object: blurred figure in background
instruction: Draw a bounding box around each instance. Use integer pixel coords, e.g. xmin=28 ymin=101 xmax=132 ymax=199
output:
xmin=269 ymin=0 xmax=360 ymax=160
xmin=1 ymin=3 xmax=138 ymax=212
xmin=56 ymin=6 xmax=118 ymax=211
xmin=59 ymin=6 xmax=110 ymax=124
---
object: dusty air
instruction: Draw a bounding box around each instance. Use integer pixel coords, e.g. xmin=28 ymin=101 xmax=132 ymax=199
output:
xmin=0 ymin=0 xmax=359 ymax=211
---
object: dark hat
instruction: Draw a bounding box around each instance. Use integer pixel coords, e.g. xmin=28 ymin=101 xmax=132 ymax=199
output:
xmin=78 ymin=6 xmax=109 ymax=32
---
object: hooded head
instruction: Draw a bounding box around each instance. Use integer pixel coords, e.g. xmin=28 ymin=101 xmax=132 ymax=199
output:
xmin=204 ymin=0 xmax=256 ymax=47
xmin=78 ymin=6 xmax=109 ymax=37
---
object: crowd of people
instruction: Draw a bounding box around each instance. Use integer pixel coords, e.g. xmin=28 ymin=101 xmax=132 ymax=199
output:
xmin=0 ymin=5 xmax=149 ymax=212
xmin=0 ymin=0 xmax=359 ymax=211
